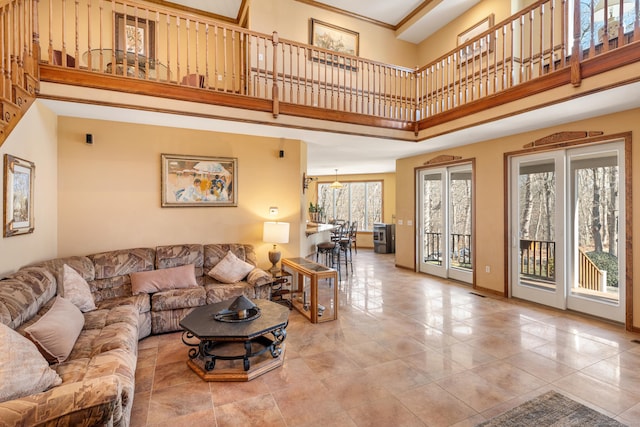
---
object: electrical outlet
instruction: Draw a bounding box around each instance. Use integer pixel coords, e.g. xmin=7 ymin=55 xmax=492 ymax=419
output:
xmin=259 ymin=53 xmax=264 ymax=61
xmin=485 ymin=265 xmax=490 ymax=273
xmin=407 ymin=220 xmax=413 ymax=226
xmin=397 ymin=219 xmax=403 ymax=225
xmin=217 ymin=74 xmax=223 ymax=81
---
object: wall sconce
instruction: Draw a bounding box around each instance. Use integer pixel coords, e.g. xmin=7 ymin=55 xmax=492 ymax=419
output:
xmin=302 ymin=172 xmax=317 ymax=193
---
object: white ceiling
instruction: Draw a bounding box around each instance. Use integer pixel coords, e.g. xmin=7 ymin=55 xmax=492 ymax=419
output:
xmin=164 ymin=0 xmax=481 ymax=44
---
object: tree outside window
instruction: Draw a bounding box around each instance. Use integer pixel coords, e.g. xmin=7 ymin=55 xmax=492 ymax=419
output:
xmin=318 ymin=181 xmax=382 ymax=231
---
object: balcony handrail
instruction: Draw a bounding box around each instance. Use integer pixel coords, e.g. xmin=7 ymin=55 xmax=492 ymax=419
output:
xmin=1 ymin=0 xmax=637 ymax=146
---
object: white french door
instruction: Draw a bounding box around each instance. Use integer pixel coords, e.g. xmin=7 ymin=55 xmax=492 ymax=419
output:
xmin=417 ymin=164 xmax=473 ymax=284
xmin=510 ymin=141 xmax=625 ymax=322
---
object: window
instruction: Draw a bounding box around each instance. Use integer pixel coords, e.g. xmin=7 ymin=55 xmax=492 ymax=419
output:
xmin=317 ymin=181 xmax=382 ymax=231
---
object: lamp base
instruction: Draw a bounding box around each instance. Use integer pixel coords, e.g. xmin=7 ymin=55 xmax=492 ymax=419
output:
xmin=268 ymin=249 xmax=281 ymax=275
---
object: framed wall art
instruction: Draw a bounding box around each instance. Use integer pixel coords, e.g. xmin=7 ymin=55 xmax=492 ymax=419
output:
xmin=457 ymin=14 xmax=494 ymax=62
xmin=115 ymin=13 xmax=156 ymax=68
xmin=161 ymin=154 xmax=237 ymax=207
xmin=3 ymin=154 xmax=35 ymax=237
xmin=310 ymin=19 xmax=359 ymax=56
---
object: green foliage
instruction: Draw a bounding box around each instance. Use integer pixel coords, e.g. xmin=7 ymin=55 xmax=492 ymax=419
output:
xmin=586 ymin=251 xmax=619 ymax=288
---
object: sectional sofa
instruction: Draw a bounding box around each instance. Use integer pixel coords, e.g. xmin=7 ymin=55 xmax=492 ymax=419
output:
xmin=0 ymin=243 xmax=273 ymax=427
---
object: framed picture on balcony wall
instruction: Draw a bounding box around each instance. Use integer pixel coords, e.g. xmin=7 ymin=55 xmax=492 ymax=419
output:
xmin=161 ymin=154 xmax=238 ymax=207
xmin=309 ymin=18 xmax=359 ymax=70
xmin=115 ymin=13 xmax=156 ymax=68
xmin=3 ymin=154 xmax=35 ymax=237
xmin=457 ymin=14 xmax=494 ymax=62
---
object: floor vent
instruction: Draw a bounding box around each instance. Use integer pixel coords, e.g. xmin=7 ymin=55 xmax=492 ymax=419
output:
xmin=632 ymin=339 xmax=640 ymax=344
xmin=469 ymin=292 xmax=486 ymax=298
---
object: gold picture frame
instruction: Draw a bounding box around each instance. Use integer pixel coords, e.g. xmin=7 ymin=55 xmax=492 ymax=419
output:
xmin=309 ymin=19 xmax=359 ymax=70
xmin=161 ymin=154 xmax=238 ymax=207
xmin=457 ymin=14 xmax=495 ymax=62
xmin=3 ymin=154 xmax=35 ymax=237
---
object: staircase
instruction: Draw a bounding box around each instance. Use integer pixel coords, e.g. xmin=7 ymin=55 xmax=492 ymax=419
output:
xmin=0 ymin=0 xmax=39 ymax=148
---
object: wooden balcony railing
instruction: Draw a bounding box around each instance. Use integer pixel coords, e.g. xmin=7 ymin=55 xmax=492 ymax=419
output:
xmin=0 ymin=0 xmax=38 ymax=146
xmin=1 ymin=0 xmax=639 ymax=147
xmin=35 ymin=0 xmax=640 ymax=127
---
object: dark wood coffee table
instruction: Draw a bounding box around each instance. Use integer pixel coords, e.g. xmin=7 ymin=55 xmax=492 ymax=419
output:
xmin=180 ymin=298 xmax=289 ymax=381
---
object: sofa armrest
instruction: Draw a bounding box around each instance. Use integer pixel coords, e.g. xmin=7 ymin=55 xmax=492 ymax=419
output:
xmin=246 ymin=267 xmax=272 ymax=287
xmin=0 ymin=375 xmax=121 ymax=427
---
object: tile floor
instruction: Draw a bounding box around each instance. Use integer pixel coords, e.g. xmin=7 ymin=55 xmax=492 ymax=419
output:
xmin=131 ymin=249 xmax=640 ymax=427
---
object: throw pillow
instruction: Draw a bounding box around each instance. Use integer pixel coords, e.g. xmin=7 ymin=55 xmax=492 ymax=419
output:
xmin=62 ymin=264 xmax=96 ymax=312
xmin=0 ymin=323 xmax=62 ymax=402
xmin=207 ymin=251 xmax=255 ymax=283
xmin=130 ymin=263 xmax=198 ymax=295
xmin=24 ymin=297 xmax=85 ymax=364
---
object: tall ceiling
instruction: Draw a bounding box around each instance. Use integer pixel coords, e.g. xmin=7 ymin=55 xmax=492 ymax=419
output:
xmin=156 ymin=0 xmax=481 ymax=43
xmin=49 ymin=0 xmax=640 ymax=175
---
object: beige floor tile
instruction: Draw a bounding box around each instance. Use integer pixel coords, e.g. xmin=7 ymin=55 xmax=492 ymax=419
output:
xmin=397 ymin=382 xmax=476 ymax=427
xmin=554 ymin=371 xmax=640 ymax=415
xmin=131 ymin=250 xmax=640 ymax=427
xmin=347 ymin=397 xmax=425 ymax=427
xmin=214 ymin=394 xmax=285 ymax=427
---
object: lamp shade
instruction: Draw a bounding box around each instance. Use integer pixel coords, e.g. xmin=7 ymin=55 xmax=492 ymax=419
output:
xmin=263 ymin=222 xmax=290 ymax=244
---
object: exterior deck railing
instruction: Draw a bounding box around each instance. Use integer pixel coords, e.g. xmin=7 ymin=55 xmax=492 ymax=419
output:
xmin=520 ymin=239 xmax=556 ymax=281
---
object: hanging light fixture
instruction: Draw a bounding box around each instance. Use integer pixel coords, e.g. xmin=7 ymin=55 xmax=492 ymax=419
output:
xmin=330 ymin=169 xmax=343 ymax=189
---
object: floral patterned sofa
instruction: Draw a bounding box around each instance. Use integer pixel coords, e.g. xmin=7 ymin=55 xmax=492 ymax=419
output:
xmin=0 ymin=243 xmax=272 ymax=427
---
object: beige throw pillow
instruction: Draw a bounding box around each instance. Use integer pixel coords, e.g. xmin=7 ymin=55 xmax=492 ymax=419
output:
xmin=207 ymin=251 xmax=255 ymax=283
xmin=130 ymin=264 xmax=198 ymax=295
xmin=24 ymin=297 xmax=85 ymax=364
xmin=0 ymin=323 xmax=62 ymax=402
xmin=62 ymin=264 xmax=96 ymax=312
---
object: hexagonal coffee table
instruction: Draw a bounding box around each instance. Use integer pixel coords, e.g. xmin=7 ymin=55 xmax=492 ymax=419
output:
xmin=180 ymin=298 xmax=289 ymax=381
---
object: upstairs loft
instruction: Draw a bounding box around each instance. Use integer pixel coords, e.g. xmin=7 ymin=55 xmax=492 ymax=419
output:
xmin=2 ymin=0 xmax=640 ymax=147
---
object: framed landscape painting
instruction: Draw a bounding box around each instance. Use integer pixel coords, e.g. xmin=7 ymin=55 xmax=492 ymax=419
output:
xmin=457 ymin=14 xmax=494 ymax=62
xmin=3 ymin=154 xmax=35 ymax=237
xmin=310 ymin=19 xmax=359 ymax=56
xmin=161 ymin=154 xmax=237 ymax=207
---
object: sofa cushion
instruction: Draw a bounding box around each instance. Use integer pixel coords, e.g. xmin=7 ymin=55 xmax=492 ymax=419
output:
xmin=204 ymin=282 xmax=253 ymax=305
xmin=207 ymin=251 xmax=254 ymax=283
xmin=151 ymin=287 xmax=206 ymax=311
xmin=0 ymin=267 xmax=56 ymax=328
xmin=130 ymin=264 xmax=198 ymax=294
xmin=25 ymin=297 xmax=85 ymax=363
xmin=155 ymin=244 xmax=204 ymax=277
xmin=0 ymin=323 xmax=62 ymax=402
xmin=62 ymin=264 xmax=97 ymax=312
xmin=246 ymin=267 xmax=273 ymax=286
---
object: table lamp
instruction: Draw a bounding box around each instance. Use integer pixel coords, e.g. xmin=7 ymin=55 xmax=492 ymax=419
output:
xmin=263 ymin=221 xmax=290 ymax=274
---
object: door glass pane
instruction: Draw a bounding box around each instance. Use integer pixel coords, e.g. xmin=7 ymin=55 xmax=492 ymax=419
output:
xmin=366 ymin=182 xmax=383 ymax=230
xmin=519 ymin=161 xmax=556 ymax=289
xmin=572 ymin=154 xmax=619 ymax=302
xmin=449 ymin=171 xmax=472 ymax=270
xmin=423 ymin=173 xmax=442 ymax=265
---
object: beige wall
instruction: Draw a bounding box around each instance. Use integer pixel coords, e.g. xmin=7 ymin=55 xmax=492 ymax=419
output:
xmin=416 ymin=0 xmax=513 ymax=66
xmin=56 ymin=117 xmax=304 ymax=270
xmin=396 ymin=108 xmax=640 ymax=328
xmin=306 ymin=172 xmax=396 ymax=248
xmin=249 ymin=0 xmax=418 ymax=68
xmin=0 ymin=101 xmax=59 ymax=277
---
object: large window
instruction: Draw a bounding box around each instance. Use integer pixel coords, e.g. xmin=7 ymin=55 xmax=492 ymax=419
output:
xmin=317 ymin=181 xmax=382 ymax=231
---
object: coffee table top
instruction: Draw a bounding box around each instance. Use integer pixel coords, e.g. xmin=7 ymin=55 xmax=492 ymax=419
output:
xmin=180 ymin=298 xmax=289 ymax=340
